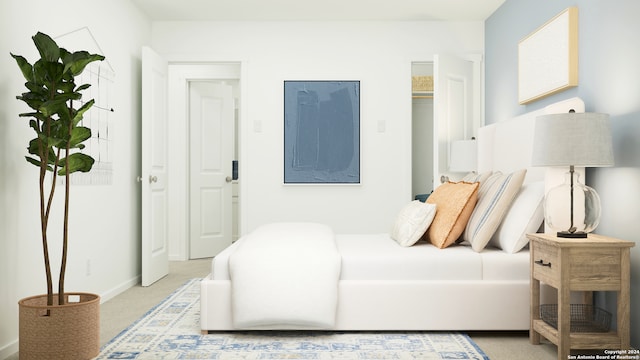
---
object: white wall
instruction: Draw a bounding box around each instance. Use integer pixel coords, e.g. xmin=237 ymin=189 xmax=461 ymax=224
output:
xmin=151 ymin=21 xmax=484 ymax=236
xmin=0 ymin=14 xmax=482 ymax=357
xmin=0 ymin=1 xmax=150 ymax=357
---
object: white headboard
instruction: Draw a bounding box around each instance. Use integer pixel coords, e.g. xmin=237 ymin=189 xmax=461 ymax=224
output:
xmin=478 ymin=97 xmax=585 ymax=184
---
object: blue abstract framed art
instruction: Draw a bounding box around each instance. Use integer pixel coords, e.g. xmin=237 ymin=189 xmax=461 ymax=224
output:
xmin=284 ymin=80 xmax=360 ymax=184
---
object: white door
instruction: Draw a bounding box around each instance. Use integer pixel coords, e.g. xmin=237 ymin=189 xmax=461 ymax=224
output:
xmin=189 ymin=82 xmax=234 ymax=259
xmin=433 ymin=54 xmax=475 ymax=187
xmin=141 ymin=47 xmax=169 ymax=286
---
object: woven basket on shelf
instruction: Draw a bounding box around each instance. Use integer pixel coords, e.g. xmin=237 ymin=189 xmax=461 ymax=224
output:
xmin=412 ymin=75 xmax=433 ymax=92
xmin=19 ymin=293 xmax=100 ymax=360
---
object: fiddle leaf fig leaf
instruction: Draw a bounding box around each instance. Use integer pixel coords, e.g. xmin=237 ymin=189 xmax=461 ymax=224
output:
xmin=10 ymin=54 xmax=34 ymax=82
xmin=27 ymin=139 xmax=56 ymax=167
xmin=62 ymin=50 xmax=105 ymax=76
xmin=39 ymin=98 xmax=68 ymax=118
xmin=32 ymin=32 xmax=60 ymax=62
xmin=73 ymin=99 xmax=94 ymax=126
xmin=75 ymin=83 xmax=91 ymax=92
xmin=58 ymin=152 xmax=95 ymax=175
xmin=25 ymin=156 xmax=53 ymax=171
xmin=69 ymin=126 xmax=92 ymax=148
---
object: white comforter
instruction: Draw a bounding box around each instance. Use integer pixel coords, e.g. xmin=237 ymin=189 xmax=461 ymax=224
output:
xmin=228 ymin=222 xmax=342 ymax=329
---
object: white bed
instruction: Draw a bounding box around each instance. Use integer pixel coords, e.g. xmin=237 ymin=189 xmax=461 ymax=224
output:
xmin=203 ymin=232 xmax=531 ymax=331
xmin=200 ymin=101 xmax=580 ymax=332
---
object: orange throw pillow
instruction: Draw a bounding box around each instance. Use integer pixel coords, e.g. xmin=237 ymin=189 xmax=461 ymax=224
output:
xmin=425 ymin=181 xmax=479 ymax=249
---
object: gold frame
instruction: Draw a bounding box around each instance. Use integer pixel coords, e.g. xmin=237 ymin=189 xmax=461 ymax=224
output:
xmin=518 ymin=7 xmax=578 ymax=105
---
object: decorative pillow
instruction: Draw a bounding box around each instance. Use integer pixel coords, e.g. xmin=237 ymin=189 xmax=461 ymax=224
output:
xmin=462 ymin=171 xmax=492 ymax=184
xmin=463 ymin=169 xmax=527 ymax=252
xmin=489 ymin=181 xmax=545 ymax=253
xmin=390 ymin=200 xmax=437 ymax=247
xmin=425 ymin=181 xmax=479 ymax=249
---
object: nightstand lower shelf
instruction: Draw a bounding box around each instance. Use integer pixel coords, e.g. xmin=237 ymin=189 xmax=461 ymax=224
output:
xmin=532 ymin=320 xmax=622 ymax=350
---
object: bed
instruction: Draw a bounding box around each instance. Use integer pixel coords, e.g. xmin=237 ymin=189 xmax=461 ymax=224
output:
xmin=200 ymin=100 xmax=582 ymax=332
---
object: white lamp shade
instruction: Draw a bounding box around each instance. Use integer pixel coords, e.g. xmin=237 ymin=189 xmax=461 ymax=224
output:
xmin=532 ymin=112 xmax=614 ymax=167
xmin=449 ymin=140 xmax=477 ymax=172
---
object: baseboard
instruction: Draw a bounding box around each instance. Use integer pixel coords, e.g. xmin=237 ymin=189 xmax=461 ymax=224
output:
xmin=100 ymin=275 xmax=141 ymax=304
xmin=0 ymin=340 xmax=18 ymax=360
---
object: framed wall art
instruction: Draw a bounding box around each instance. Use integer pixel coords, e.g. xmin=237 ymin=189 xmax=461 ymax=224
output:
xmin=518 ymin=7 xmax=578 ymax=105
xmin=284 ymin=80 xmax=360 ymax=184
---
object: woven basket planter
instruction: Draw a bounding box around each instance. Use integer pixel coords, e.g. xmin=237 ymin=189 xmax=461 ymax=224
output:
xmin=19 ymin=293 xmax=100 ymax=360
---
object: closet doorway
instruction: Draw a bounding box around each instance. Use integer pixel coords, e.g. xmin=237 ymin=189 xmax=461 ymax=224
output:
xmin=411 ymin=62 xmax=434 ymax=199
xmin=411 ymin=54 xmax=479 ymax=201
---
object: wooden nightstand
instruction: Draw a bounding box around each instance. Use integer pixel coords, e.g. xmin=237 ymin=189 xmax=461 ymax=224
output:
xmin=527 ymin=233 xmax=634 ymax=360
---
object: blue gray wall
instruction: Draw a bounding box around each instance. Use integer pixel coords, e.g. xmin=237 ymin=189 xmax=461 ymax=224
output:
xmin=486 ymin=0 xmax=640 ymax=347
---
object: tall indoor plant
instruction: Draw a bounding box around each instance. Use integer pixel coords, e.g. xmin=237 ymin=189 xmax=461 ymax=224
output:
xmin=12 ymin=32 xmax=105 ymax=360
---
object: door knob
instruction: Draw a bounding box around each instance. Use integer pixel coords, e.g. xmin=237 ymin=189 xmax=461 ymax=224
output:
xmin=136 ymin=176 xmax=142 ymax=182
xmin=149 ymin=175 xmax=158 ymax=183
xmin=225 ymin=176 xmax=232 ymax=183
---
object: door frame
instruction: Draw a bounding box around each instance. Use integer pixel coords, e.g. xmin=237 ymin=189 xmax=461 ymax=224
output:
xmin=166 ymin=61 xmax=246 ymax=260
xmin=409 ymin=54 xmax=483 ymax=192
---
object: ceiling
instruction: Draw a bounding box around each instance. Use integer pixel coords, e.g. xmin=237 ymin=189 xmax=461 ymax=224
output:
xmin=131 ymin=0 xmax=506 ymax=22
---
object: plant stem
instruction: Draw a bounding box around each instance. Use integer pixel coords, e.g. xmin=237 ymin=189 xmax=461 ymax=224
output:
xmin=39 ymin=150 xmax=53 ymax=307
xmin=58 ymin=102 xmax=73 ymax=305
xmin=39 ymin=117 xmax=54 ymax=307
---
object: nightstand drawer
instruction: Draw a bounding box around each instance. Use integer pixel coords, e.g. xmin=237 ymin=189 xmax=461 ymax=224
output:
xmin=531 ymin=241 xmax=560 ymax=286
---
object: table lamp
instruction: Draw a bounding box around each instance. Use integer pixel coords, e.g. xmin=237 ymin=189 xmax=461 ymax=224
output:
xmin=532 ymin=112 xmax=614 ymax=238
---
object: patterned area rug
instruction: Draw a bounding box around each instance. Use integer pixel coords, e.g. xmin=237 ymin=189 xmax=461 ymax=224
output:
xmin=97 ymin=278 xmax=489 ymax=359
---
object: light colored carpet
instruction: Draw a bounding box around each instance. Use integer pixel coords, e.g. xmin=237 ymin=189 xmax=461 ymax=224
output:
xmin=99 ymin=258 xmax=213 ymax=345
xmin=98 ymin=278 xmax=490 ymax=359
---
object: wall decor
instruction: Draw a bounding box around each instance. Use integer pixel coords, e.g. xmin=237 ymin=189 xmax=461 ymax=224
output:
xmin=284 ymin=81 xmax=360 ymax=184
xmin=57 ymin=26 xmax=115 ymax=185
xmin=518 ymin=7 xmax=578 ymax=105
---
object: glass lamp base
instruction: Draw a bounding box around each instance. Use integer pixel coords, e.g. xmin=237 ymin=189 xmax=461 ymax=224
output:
xmin=544 ymin=170 xmax=602 ymax=237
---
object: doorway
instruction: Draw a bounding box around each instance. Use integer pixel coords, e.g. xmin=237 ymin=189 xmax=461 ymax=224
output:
xmin=141 ymin=49 xmax=242 ymax=285
xmin=167 ymin=63 xmax=241 ymax=261
xmin=410 ymin=54 xmax=478 ymax=200
xmin=411 ymin=62 xmax=434 ymax=199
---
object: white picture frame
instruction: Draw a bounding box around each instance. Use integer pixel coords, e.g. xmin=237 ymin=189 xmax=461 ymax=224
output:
xmin=518 ymin=7 xmax=578 ymax=105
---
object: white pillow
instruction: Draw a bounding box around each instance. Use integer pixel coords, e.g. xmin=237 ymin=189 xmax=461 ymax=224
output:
xmin=463 ymin=169 xmax=527 ymax=252
xmin=390 ymin=200 xmax=437 ymax=247
xmin=489 ymin=181 xmax=545 ymax=253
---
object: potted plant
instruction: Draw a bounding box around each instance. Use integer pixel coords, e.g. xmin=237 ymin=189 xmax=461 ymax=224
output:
xmin=11 ymin=32 xmax=105 ymax=360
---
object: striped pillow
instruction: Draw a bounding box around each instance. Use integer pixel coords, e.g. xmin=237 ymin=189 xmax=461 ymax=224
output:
xmin=462 ymin=171 xmax=492 ymax=184
xmin=463 ymin=169 xmax=527 ymax=252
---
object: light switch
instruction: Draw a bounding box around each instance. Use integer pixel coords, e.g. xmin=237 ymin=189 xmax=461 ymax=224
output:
xmin=253 ymin=119 xmax=262 ymax=133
